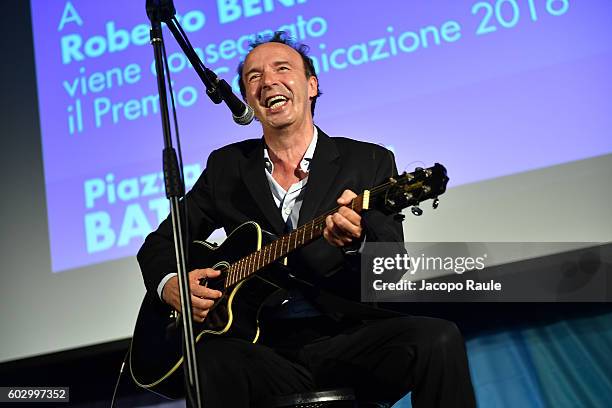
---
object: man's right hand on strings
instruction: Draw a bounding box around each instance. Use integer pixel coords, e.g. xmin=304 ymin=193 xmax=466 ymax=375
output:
xmin=162 ymin=268 xmax=222 ymax=323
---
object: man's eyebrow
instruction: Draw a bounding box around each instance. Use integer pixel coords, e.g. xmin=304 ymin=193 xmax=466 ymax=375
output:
xmin=272 ymin=60 xmax=291 ymax=66
xmin=244 ymin=60 xmax=293 ymax=77
xmin=244 ymin=67 xmax=260 ymax=77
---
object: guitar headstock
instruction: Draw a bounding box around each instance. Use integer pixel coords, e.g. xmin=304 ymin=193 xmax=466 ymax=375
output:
xmin=367 ymin=163 xmax=449 ymax=215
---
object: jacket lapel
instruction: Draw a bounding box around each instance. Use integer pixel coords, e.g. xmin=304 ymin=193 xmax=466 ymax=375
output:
xmin=298 ymin=129 xmax=341 ymax=226
xmin=239 ymin=139 xmax=286 ymax=235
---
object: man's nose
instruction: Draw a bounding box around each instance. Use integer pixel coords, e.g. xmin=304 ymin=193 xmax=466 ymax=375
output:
xmin=261 ymin=70 xmax=278 ymax=87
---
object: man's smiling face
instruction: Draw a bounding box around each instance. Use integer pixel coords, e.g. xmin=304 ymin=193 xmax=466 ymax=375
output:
xmin=241 ymin=42 xmax=318 ymax=131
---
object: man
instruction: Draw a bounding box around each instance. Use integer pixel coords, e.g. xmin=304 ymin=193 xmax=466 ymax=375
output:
xmin=138 ymin=32 xmax=476 ymax=407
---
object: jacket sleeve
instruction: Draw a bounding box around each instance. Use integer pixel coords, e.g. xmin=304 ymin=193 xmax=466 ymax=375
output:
xmin=298 ymin=146 xmax=406 ymax=300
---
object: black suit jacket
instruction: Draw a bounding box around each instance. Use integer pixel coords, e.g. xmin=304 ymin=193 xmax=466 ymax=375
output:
xmin=137 ymin=128 xmax=404 ymax=318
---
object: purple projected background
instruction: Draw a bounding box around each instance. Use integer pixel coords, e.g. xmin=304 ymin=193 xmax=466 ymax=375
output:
xmin=30 ymin=0 xmax=612 ymax=272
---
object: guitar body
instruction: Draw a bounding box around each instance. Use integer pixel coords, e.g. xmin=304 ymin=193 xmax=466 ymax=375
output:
xmin=129 ymin=221 xmax=284 ymax=398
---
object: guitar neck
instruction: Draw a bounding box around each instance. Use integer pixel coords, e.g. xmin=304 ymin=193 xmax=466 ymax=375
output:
xmin=223 ymin=163 xmax=448 ymax=287
xmin=225 ymin=192 xmax=370 ymax=287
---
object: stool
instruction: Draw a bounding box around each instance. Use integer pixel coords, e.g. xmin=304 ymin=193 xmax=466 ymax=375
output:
xmin=262 ymin=388 xmax=392 ymax=408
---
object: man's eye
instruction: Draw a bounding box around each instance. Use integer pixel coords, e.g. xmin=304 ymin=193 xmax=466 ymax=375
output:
xmin=248 ymin=74 xmax=260 ymax=82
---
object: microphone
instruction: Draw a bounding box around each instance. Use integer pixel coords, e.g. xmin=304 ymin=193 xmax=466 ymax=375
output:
xmin=205 ymin=68 xmax=254 ymax=126
xmin=218 ymin=79 xmax=255 ymax=126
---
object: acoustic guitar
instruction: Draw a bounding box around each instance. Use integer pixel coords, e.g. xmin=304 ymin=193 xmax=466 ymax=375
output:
xmin=129 ymin=164 xmax=449 ymax=398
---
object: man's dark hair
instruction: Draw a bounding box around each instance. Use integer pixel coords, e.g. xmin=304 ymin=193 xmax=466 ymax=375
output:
xmin=237 ymin=31 xmax=321 ymax=117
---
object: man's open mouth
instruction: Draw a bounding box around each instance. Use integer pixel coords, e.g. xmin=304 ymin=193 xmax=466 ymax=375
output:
xmin=265 ymin=95 xmax=289 ymax=109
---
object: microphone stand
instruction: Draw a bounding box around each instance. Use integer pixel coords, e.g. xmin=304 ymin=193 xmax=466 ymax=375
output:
xmin=145 ymin=0 xmax=231 ymax=406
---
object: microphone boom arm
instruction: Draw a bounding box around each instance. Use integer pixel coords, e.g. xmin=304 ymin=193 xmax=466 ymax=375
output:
xmin=163 ymin=18 xmax=225 ymax=105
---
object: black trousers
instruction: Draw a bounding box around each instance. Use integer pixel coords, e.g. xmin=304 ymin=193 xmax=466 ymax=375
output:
xmin=194 ymin=315 xmax=476 ymax=407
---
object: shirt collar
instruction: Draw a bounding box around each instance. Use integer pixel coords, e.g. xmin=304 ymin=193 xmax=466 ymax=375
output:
xmin=264 ymin=127 xmax=318 ymax=174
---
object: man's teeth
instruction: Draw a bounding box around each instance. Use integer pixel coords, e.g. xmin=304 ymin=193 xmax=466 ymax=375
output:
xmin=266 ymin=96 xmax=288 ymax=108
xmin=270 ymin=100 xmax=286 ymax=109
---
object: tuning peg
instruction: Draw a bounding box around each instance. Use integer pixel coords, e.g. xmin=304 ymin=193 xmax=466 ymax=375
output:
xmin=411 ymin=206 xmax=423 ymax=216
xmin=432 ymin=198 xmax=439 ymax=209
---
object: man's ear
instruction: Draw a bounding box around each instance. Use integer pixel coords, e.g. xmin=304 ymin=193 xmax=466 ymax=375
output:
xmin=308 ymin=75 xmax=318 ymax=99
